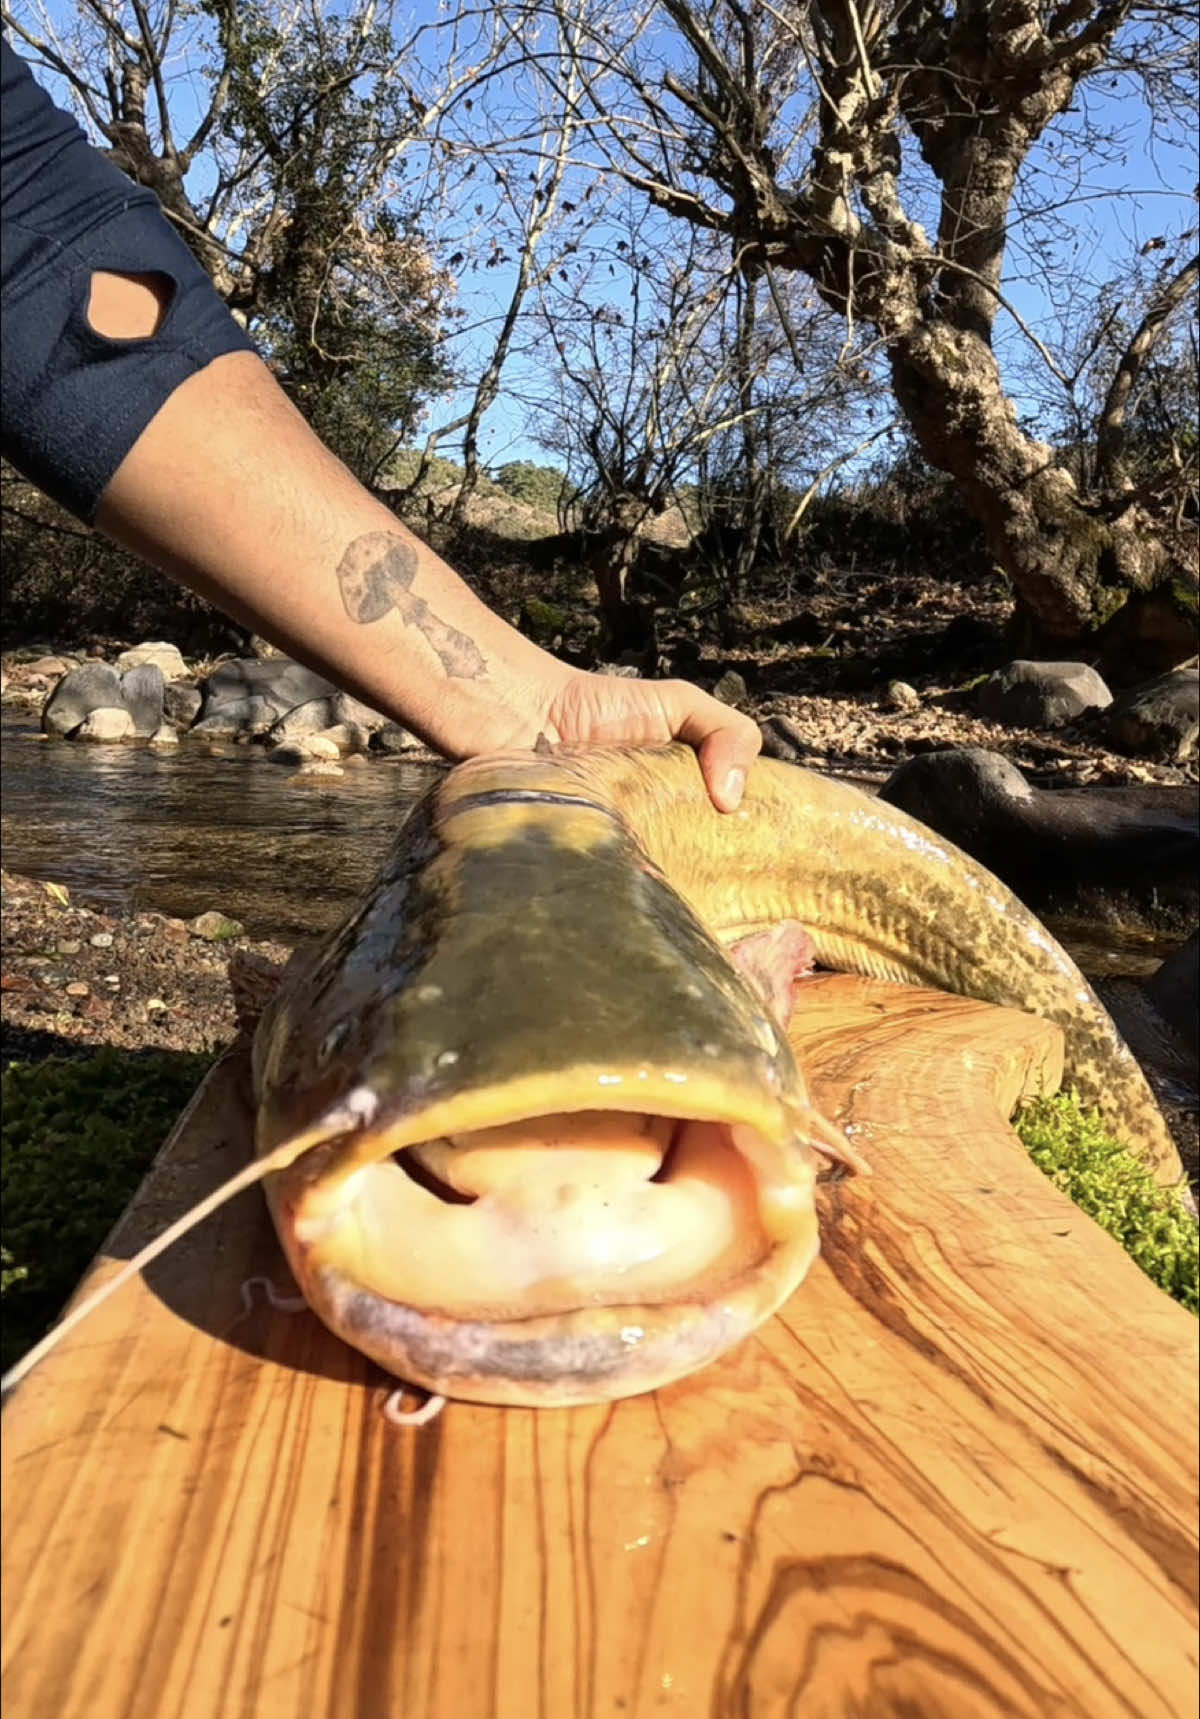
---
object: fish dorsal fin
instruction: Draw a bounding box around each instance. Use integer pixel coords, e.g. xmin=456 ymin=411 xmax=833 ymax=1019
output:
xmin=0 ymin=1131 xmax=315 ymax=1400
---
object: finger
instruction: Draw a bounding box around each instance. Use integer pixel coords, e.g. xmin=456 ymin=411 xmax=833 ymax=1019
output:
xmin=659 ymin=684 xmax=761 ymax=811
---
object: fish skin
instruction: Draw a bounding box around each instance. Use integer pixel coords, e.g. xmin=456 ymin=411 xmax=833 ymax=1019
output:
xmin=561 ymin=745 xmax=1188 ymax=1192
xmin=249 ymin=744 xmax=1191 ymax=1406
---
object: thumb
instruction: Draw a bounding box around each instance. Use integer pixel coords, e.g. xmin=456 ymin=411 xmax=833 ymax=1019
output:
xmin=698 ymin=722 xmax=761 ymax=811
xmin=659 ymin=683 xmax=761 ymax=811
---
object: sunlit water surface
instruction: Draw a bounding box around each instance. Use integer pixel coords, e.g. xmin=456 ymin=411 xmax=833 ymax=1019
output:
xmin=1 ymin=714 xmax=440 ymax=943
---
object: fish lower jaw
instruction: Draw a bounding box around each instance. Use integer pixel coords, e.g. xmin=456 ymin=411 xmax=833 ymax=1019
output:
xmin=292 ymin=1205 xmax=822 ymax=1407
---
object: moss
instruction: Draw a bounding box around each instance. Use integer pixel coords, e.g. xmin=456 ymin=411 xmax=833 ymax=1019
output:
xmin=1091 ymin=584 xmax=1128 ymax=627
xmin=519 ymin=597 xmax=570 ymax=645
xmin=1168 ymin=577 xmax=1197 ymax=615
xmin=1013 ymin=1093 xmax=1198 ymax=1315
xmin=1 ymin=1047 xmax=217 ymax=1371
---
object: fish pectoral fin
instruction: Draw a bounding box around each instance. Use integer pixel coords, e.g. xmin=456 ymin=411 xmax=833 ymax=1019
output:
xmin=727 ymin=921 xmax=817 ymax=1027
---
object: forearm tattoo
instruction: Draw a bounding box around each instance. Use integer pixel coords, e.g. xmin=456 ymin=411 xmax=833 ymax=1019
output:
xmin=335 ymin=532 xmax=487 ymax=679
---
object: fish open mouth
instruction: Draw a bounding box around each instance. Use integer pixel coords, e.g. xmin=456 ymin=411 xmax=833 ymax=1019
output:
xmin=274 ymin=1097 xmax=821 ymax=1328
xmin=245 ymin=775 xmax=858 ymax=1403
xmin=260 ymin=1087 xmax=829 ymax=1405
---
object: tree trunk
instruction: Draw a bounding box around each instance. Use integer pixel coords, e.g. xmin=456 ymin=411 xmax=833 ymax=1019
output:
xmin=888 ymin=323 xmax=1197 ymax=679
xmin=621 ymin=0 xmax=1199 ymax=679
xmin=587 ymin=525 xmax=657 ymax=665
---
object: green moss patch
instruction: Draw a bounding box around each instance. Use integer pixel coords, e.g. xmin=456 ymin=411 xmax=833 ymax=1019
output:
xmin=1014 ymin=1093 xmax=1198 ymax=1315
xmin=1 ymin=1047 xmax=217 ymax=1371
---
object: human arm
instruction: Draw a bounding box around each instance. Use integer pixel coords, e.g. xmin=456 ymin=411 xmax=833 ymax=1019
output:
xmin=1 ymin=39 xmax=759 ymax=808
xmin=95 ymin=347 xmax=761 ymax=809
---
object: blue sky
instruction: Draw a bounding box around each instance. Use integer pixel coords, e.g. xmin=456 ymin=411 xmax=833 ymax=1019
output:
xmin=10 ymin=1 xmax=1197 ymax=475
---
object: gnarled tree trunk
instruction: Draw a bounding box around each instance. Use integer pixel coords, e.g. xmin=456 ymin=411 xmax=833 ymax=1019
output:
xmin=598 ymin=0 xmax=1198 ymax=677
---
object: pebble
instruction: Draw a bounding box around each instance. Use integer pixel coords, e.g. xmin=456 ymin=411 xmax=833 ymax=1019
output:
xmin=885 ymin=680 xmax=921 ymax=712
xmin=65 ymin=981 xmax=90 ymax=997
xmin=56 ymin=939 xmax=82 ymax=955
xmin=90 ymin=932 xmax=114 ymax=948
xmin=188 ymin=910 xmax=245 ymax=942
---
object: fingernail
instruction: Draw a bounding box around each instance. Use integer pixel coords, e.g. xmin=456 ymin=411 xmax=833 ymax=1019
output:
xmin=722 ymin=767 xmax=746 ymax=809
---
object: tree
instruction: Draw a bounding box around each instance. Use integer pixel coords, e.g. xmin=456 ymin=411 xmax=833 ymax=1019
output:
xmin=3 ymin=0 xmax=469 ymax=478
xmin=395 ymin=4 xmax=591 ymax=526
xmin=494 ymin=460 xmax=572 ymax=512
xmin=561 ymin=0 xmax=1198 ymax=676
xmin=531 ymin=197 xmax=866 ymax=649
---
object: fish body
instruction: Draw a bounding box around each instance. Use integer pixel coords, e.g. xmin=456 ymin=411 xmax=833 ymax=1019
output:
xmin=251 ymin=745 xmax=1188 ymax=1407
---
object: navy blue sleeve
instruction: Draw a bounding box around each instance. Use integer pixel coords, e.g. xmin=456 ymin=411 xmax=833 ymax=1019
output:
xmin=1 ymin=38 xmax=256 ymax=520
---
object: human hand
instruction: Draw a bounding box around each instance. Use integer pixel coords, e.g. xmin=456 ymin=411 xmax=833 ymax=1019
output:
xmin=534 ymin=670 xmax=762 ymax=813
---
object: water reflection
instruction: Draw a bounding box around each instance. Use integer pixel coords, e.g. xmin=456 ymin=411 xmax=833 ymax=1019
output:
xmin=0 ymin=716 xmax=441 ymax=942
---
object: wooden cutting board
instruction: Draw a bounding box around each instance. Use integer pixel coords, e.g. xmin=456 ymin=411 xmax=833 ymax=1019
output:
xmin=2 ymin=976 xmax=1196 ymax=1719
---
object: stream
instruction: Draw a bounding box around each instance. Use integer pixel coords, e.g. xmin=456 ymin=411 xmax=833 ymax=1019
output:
xmin=0 ymin=713 xmax=1176 ymax=977
xmin=0 ymin=715 xmax=440 ymax=944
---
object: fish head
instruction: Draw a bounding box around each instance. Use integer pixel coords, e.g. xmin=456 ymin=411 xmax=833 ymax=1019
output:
xmin=251 ymin=759 xmax=845 ymax=1405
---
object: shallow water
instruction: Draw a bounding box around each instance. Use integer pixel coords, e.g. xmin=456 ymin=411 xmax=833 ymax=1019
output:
xmin=0 ymin=715 xmax=439 ymax=943
xmin=0 ymin=713 xmax=1178 ymax=974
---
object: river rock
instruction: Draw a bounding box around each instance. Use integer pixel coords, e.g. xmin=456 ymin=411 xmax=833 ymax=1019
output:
xmin=295 ymin=760 xmax=345 ymax=779
xmin=878 ymin=746 xmax=1198 ymax=917
xmin=1103 ymin=667 xmax=1199 ymax=762
xmin=1144 ymin=930 xmax=1199 ymax=1062
xmin=116 ymin=641 xmax=188 ymax=680
xmin=265 ymin=742 xmax=307 ymax=766
xmin=42 ymin=662 xmax=123 ymax=736
xmin=76 ymin=706 xmax=136 ymax=742
xmin=27 ymin=655 xmax=74 ymax=678
xmin=119 ymin=663 xmax=165 ymax=737
xmin=188 ymin=911 xmax=244 ymax=942
xmin=192 ymin=696 xmax=281 ymax=739
xmin=974 ymin=660 xmax=1113 ymax=729
xmin=301 ymin=734 xmax=342 ymax=761
xmin=202 ymin=658 xmax=339 ymax=723
xmin=148 ymin=724 xmax=179 ymax=748
xmin=885 ymin=680 xmax=921 ymax=712
xmin=265 ymin=692 xmax=385 ymax=747
xmin=330 ymin=692 xmax=387 ymax=733
xmin=713 ymin=670 xmax=750 ymax=708
xmin=758 ymin=714 xmax=817 ymax=764
xmin=317 ymin=722 xmax=372 ymax=754
xmin=372 ymin=722 xmax=425 ymax=755
xmin=163 ymin=681 xmax=203 ymax=728
xmin=268 ymin=696 xmax=337 ymax=743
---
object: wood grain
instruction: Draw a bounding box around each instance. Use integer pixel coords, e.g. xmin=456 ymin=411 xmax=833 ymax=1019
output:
xmin=2 ymin=977 xmax=1196 ymax=1719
